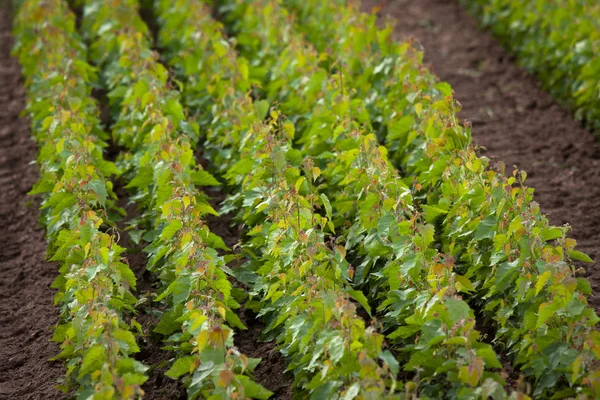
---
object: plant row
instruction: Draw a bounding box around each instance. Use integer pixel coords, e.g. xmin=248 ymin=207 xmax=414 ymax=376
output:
xmin=221 ymin=0 xmax=600 ymax=397
xmin=78 ymin=0 xmax=269 ymax=398
xmin=155 ymin=0 xmax=406 ymax=397
xmin=12 ymin=0 xmax=147 ymax=397
xmin=461 ymin=0 xmax=600 ymax=132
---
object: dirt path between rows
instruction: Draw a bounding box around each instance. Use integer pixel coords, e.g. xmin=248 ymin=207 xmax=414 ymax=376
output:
xmin=363 ymin=0 xmax=600 ymax=307
xmin=0 ymin=6 xmax=65 ymax=400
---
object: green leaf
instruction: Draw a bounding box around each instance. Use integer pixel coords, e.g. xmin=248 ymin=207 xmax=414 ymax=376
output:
xmin=434 ymin=82 xmax=453 ymax=97
xmin=445 ymin=298 xmax=471 ymax=324
xmin=386 ymin=115 xmax=414 ymax=142
xmin=343 ymin=383 xmax=360 ymax=400
xmin=311 ymin=381 xmax=340 ymax=400
xmin=568 ymin=250 xmax=593 ymax=263
xmin=154 ymin=309 xmax=182 ymax=335
xmin=379 ymin=350 xmax=400 ymax=375
xmin=79 ymin=344 xmax=106 ymax=378
xmin=536 ymin=301 xmax=562 ymax=328
xmin=577 ymin=278 xmax=593 ymax=295
xmin=87 ymin=179 xmax=107 ymax=205
xmin=475 ymin=216 xmax=496 ymax=241
xmin=347 ymin=289 xmax=371 ymax=317
xmin=320 ymin=193 xmax=332 ymax=221
xmin=475 ymin=345 xmax=502 ymax=369
xmin=126 ymin=166 xmax=153 ymax=189
xmin=128 ymin=230 xmax=144 ymax=245
xmin=165 ymin=98 xmax=185 ymax=121
xmin=254 ymin=100 xmax=270 ymax=120
xmin=226 ymin=309 xmax=247 ymax=330
xmin=161 ymin=220 xmax=183 ymax=241
xmin=116 ymin=262 xmax=136 ymax=289
xmin=455 ymin=275 xmax=474 ymax=292
xmin=192 ymin=170 xmax=220 ymax=186
xmin=542 ymin=227 xmax=563 ymax=241
xmin=165 ymin=356 xmax=196 ymax=379
xmin=422 ymin=204 xmax=448 ymax=223
xmin=237 ymin=375 xmax=273 ymax=399
xmin=535 ymin=270 xmax=551 ymax=295
xmin=114 ymin=329 xmax=140 ymax=353
xmin=388 ymin=325 xmax=420 ymax=340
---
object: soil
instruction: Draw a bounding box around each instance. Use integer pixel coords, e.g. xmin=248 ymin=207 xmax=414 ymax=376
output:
xmin=0 ymin=5 xmax=65 ymax=400
xmin=362 ymin=0 xmax=600 ymax=307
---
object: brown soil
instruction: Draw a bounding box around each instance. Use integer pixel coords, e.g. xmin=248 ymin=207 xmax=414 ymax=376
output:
xmin=0 ymin=6 xmax=65 ymax=400
xmin=362 ymin=0 xmax=600 ymax=307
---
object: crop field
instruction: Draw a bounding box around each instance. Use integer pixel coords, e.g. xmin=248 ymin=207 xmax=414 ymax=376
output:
xmin=1 ymin=0 xmax=600 ymax=399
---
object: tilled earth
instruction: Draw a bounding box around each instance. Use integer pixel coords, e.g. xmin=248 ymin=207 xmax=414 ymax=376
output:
xmin=0 ymin=6 xmax=64 ymax=400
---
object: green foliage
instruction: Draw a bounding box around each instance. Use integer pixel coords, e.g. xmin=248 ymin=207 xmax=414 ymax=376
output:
xmin=278 ymin=0 xmax=600 ymax=397
xmin=80 ymin=0 xmax=269 ymax=397
xmin=15 ymin=0 xmax=600 ymax=397
xmin=217 ymin=0 xmax=509 ymax=397
xmin=156 ymin=0 xmax=401 ymax=396
xmin=12 ymin=0 xmax=146 ymax=397
xmin=155 ymin=0 xmax=257 ymax=172
xmin=462 ymin=0 xmax=600 ymax=132
xmin=224 ymin=113 xmax=400 ymax=398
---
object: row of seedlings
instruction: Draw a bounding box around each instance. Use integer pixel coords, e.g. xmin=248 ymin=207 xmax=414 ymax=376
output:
xmin=79 ymin=0 xmax=270 ymax=397
xmin=216 ymin=0 xmax=512 ymax=397
xmin=13 ymin=0 xmax=147 ymax=397
xmin=223 ymin=114 xmax=400 ymax=398
xmin=462 ymin=0 xmax=600 ymax=131
xmin=281 ymin=0 xmax=600 ymax=397
xmin=154 ymin=0 xmax=401 ymax=397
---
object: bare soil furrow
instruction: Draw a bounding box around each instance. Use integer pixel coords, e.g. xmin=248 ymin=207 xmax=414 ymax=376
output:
xmin=0 ymin=5 xmax=64 ymax=399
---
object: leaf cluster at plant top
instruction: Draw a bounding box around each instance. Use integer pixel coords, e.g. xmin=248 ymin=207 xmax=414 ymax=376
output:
xmin=79 ymin=0 xmax=270 ymax=398
xmin=461 ymin=0 xmax=600 ymax=132
xmin=12 ymin=0 xmax=146 ymax=397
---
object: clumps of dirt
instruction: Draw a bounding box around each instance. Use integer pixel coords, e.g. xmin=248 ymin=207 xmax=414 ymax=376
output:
xmin=236 ymin=307 xmax=294 ymax=400
xmin=0 ymin=6 xmax=64 ymax=399
xmin=362 ymin=0 xmax=600 ymax=308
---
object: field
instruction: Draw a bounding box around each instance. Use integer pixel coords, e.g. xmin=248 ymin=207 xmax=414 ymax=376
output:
xmin=1 ymin=0 xmax=600 ymax=399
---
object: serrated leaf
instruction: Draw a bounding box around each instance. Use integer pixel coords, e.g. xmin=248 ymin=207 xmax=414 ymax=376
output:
xmin=320 ymin=193 xmax=332 ymax=221
xmin=165 ymin=356 xmax=196 ymax=379
xmin=536 ymin=301 xmax=562 ymax=328
xmin=192 ymin=170 xmax=220 ymax=186
xmin=455 ymin=275 xmax=474 ymax=292
xmin=379 ymin=350 xmax=400 ymax=375
xmin=87 ymin=179 xmax=107 ymax=205
xmin=114 ymin=329 xmax=140 ymax=353
xmin=79 ymin=344 xmax=106 ymax=378
xmin=237 ymin=375 xmax=273 ymax=399
xmin=475 ymin=345 xmax=502 ymax=369
xmin=161 ymin=220 xmax=183 ymax=241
